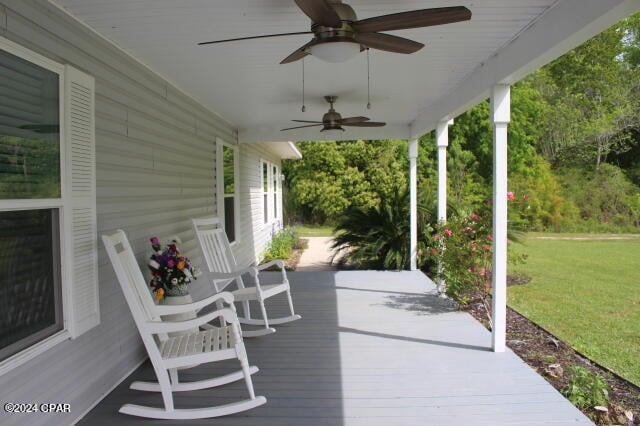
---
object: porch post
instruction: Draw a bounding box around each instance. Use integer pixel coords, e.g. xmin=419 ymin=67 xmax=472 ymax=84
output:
xmin=490 ymin=84 xmax=510 ymax=352
xmin=436 ymin=119 xmax=453 ymax=222
xmin=409 ymin=137 xmax=419 ymax=271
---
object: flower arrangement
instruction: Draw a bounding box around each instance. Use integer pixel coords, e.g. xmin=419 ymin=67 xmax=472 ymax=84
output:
xmin=148 ymin=236 xmax=198 ymax=300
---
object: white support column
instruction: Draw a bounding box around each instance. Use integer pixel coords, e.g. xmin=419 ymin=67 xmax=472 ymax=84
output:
xmin=409 ymin=138 xmax=419 ymax=271
xmin=436 ymin=120 xmax=454 ymax=222
xmin=491 ymin=84 xmax=511 ymax=353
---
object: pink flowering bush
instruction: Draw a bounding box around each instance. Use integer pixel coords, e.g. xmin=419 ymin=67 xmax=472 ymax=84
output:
xmin=424 ymin=198 xmax=526 ymax=325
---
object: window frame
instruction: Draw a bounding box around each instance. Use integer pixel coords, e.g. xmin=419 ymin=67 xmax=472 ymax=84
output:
xmin=216 ymin=138 xmax=240 ymax=245
xmin=0 ymin=37 xmax=73 ymax=375
xmin=260 ymin=159 xmax=281 ymax=226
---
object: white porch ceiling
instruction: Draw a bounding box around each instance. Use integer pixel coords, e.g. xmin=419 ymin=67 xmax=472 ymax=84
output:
xmin=51 ymin=0 xmax=640 ymax=142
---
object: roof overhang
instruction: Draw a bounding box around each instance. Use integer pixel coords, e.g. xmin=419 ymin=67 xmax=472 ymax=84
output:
xmin=50 ymin=0 xmax=640 ymax=143
xmin=259 ymin=141 xmax=303 ymax=159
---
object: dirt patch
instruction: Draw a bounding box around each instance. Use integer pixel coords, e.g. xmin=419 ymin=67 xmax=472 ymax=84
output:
xmin=285 ymin=239 xmax=308 ymax=270
xmin=465 ymin=294 xmax=639 ymax=425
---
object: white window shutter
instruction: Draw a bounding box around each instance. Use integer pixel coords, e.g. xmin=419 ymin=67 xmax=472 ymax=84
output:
xmin=64 ymin=65 xmax=99 ymax=338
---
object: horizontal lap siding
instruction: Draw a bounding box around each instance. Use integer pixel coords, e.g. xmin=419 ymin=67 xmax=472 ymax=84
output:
xmin=0 ymin=1 xmax=234 ymax=425
xmin=234 ymin=144 xmax=282 ymax=268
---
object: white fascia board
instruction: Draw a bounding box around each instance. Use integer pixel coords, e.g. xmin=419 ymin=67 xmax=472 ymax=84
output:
xmin=252 ymin=141 xmax=303 ymax=159
xmin=239 ymin=124 xmax=411 ymax=143
xmin=410 ymin=0 xmax=640 ymax=139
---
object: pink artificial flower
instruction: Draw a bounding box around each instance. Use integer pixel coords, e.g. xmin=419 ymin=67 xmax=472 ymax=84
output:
xmin=443 ymin=229 xmax=453 ymax=237
xmin=486 ymin=234 xmax=493 ymax=241
xmin=433 ymin=234 xmax=441 ymax=240
xmin=479 ymin=268 xmax=488 ymax=277
xmin=507 ymin=191 xmax=516 ymax=201
xmin=167 ymin=259 xmax=175 ymax=268
xmin=467 ymin=266 xmax=474 ymax=273
xmin=464 ymin=226 xmax=473 ymax=233
xmin=470 ymin=213 xmax=479 ymax=221
xmin=482 ymin=245 xmax=491 ymax=251
xmin=150 ymin=236 xmax=159 ymax=245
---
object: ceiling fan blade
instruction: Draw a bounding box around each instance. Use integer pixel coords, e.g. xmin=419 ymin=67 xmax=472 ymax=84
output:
xmin=281 ymin=124 xmax=323 ymax=131
xmin=198 ymin=31 xmax=312 ymax=46
xmin=339 ymin=116 xmax=370 ymax=125
xmin=344 ymin=121 xmax=386 ymax=127
xmin=352 ymin=6 xmax=471 ymax=33
xmin=292 ymin=120 xmax=323 ymax=124
xmin=357 ymin=32 xmax=423 ymax=54
xmin=281 ymin=40 xmax=317 ymax=64
xmin=294 ymin=0 xmax=342 ymax=28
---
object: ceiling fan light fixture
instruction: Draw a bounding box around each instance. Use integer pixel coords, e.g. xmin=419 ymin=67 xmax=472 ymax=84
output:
xmin=320 ymin=127 xmax=345 ymax=139
xmin=310 ymin=41 xmax=360 ymax=63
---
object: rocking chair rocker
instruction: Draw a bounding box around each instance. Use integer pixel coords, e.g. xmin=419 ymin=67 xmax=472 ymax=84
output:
xmin=102 ymin=230 xmax=266 ymax=419
xmin=192 ymin=217 xmax=301 ymax=337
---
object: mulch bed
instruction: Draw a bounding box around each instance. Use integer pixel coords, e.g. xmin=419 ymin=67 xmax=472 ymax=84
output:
xmin=464 ymin=281 xmax=639 ymax=425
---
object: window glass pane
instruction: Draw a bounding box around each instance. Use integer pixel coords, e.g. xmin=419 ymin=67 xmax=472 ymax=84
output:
xmin=0 ymin=209 xmax=62 ymax=361
xmin=223 ymin=146 xmax=234 ymax=195
xmin=263 ymin=194 xmax=268 ymax=224
xmin=0 ymin=49 xmax=60 ymax=199
xmin=224 ymin=197 xmax=235 ymax=243
xmin=262 ymin=162 xmax=268 ymax=193
xmin=272 ymin=166 xmax=278 ymax=193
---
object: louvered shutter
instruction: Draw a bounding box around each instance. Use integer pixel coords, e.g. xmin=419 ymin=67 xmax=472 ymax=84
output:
xmin=64 ymin=65 xmax=99 ymax=338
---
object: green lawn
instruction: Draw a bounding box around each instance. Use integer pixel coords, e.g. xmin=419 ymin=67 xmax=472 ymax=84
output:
xmin=509 ymin=236 xmax=640 ymax=386
xmin=296 ymin=224 xmax=335 ymax=237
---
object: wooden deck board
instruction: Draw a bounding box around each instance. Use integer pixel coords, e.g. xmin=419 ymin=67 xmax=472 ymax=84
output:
xmin=79 ymin=270 xmax=592 ymax=425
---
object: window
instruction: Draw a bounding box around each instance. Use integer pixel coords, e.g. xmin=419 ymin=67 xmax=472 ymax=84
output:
xmin=216 ymin=139 xmax=239 ymax=244
xmin=273 ymin=164 xmax=278 ymax=219
xmin=0 ymin=38 xmax=98 ymax=374
xmin=261 ymin=159 xmax=280 ymax=224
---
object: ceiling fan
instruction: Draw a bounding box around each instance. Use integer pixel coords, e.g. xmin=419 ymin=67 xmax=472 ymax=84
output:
xmin=281 ymin=96 xmax=385 ymax=132
xmin=198 ymin=1 xmax=471 ymax=64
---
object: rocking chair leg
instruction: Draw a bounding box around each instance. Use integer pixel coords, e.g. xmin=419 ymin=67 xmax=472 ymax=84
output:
xmin=259 ymin=301 xmax=270 ymax=330
xmin=239 ymin=352 xmax=256 ymax=399
xmin=169 ymin=368 xmax=179 ymax=385
xmin=242 ymin=300 xmax=251 ymax=321
xmin=156 ymin=369 xmax=175 ymax=412
xmin=286 ymin=288 xmax=296 ymax=317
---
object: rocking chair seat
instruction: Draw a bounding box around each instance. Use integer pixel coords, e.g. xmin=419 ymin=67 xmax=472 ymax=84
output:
xmin=159 ymin=326 xmax=237 ymax=360
xmin=230 ymin=283 xmax=286 ymax=301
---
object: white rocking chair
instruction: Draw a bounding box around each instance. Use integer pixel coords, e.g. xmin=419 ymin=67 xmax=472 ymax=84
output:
xmin=192 ymin=217 xmax=301 ymax=337
xmin=102 ymin=230 xmax=266 ymax=420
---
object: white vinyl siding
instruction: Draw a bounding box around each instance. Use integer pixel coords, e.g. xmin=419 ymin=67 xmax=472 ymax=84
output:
xmin=0 ymin=3 xmax=232 ymax=425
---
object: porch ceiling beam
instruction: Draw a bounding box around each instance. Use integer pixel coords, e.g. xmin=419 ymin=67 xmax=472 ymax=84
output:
xmin=238 ymin=124 xmax=411 ymax=143
xmin=409 ymin=0 xmax=640 ymax=139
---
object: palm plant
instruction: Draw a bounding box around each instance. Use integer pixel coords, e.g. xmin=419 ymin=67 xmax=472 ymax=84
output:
xmin=331 ymin=190 xmax=433 ymax=270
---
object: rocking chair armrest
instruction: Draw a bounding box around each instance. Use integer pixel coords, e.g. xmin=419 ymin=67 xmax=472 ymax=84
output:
xmin=154 ymin=292 xmax=235 ymax=316
xmin=256 ymin=259 xmax=285 ymax=271
xmin=146 ymin=307 xmax=239 ymax=333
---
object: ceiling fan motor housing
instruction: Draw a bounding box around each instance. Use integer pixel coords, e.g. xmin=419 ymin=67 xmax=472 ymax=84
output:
xmin=311 ymin=1 xmax=358 ymax=46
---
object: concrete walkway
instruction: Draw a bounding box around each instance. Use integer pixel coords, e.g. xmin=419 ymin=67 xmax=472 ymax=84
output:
xmin=296 ymin=237 xmax=337 ymax=272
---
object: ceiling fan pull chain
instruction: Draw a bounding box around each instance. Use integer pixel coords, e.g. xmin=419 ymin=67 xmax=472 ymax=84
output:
xmin=366 ymin=48 xmax=371 ymax=110
xmin=301 ymin=58 xmax=306 ymax=112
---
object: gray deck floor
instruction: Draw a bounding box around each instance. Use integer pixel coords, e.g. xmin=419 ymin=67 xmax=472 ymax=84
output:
xmin=80 ymin=271 xmax=592 ymax=425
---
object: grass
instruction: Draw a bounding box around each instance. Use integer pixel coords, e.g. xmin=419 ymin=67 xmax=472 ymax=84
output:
xmin=295 ymin=224 xmax=335 ymax=237
xmin=509 ymin=235 xmax=640 ymax=386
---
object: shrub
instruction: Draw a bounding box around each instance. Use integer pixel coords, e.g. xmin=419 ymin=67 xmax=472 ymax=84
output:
xmin=423 ymin=199 xmax=526 ymax=326
xmin=331 ymin=190 xmax=433 ymax=270
xmin=262 ymin=227 xmax=300 ymax=263
xmin=563 ymin=365 xmax=610 ymax=409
